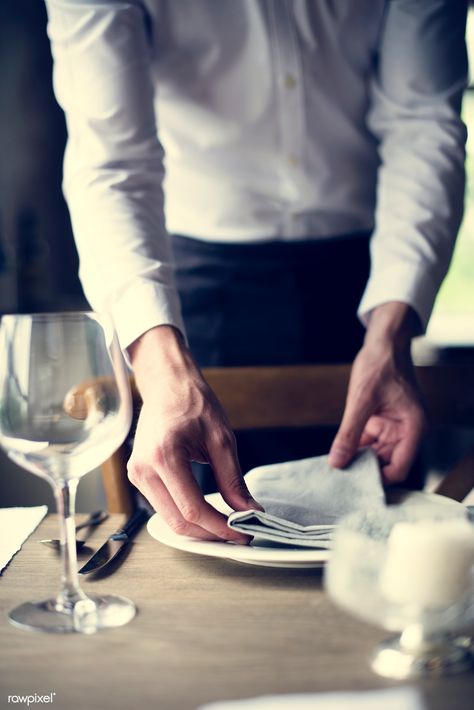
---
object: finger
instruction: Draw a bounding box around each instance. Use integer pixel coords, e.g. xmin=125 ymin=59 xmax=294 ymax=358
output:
xmin=359 ymin=430 xmax=377 ymax=447
xmin=207 ymin=430 xmax=264 ymax=513
xmin=371 ymin=440 xmax=395 ymax=464
xmin=329 ymin=393 xmax=373 ymax=469
xmin=158 ymin=449 xmax=251 ymax=543
xmin=128 ymin=463 xmax=223 ymax=541
xmin=382 ymin=427 xmax=422 ymax=484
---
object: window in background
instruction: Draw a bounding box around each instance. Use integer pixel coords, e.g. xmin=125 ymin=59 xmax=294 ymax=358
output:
xmin=425 ymin=7 xmax=474 ymax=346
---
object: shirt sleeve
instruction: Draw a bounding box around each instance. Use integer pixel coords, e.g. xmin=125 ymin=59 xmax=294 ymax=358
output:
xmin=45 ymin=0 xmax=186 ymax=349
xmin=358 ymin=0 xmax=469 ymax=332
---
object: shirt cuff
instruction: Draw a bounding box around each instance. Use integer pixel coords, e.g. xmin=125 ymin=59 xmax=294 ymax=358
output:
xmin=358 ymin=262 xmax=441 ymax=335
xmin=108 ymin=279 xmax=187 ymax=352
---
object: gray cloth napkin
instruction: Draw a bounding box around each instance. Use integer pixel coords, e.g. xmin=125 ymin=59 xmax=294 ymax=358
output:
xmin=228 ymin=449 xmax=385 ymax=548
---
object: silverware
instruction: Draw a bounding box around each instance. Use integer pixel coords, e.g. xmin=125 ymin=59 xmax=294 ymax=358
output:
xmin=39 ymin=510 xmax=109 ymax=551
xmin=78 ymin=509 xmax=149 ymax=575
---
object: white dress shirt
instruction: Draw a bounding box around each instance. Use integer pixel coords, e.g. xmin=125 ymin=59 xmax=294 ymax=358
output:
xmin=45 ymin=0 xmax=468 ymax=349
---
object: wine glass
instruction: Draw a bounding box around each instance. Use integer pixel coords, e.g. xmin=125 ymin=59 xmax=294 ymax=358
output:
xmin=325 ymin=505 xmax=474 ymax=679
xmin=0 ymin=312 xmax=134 ymax=633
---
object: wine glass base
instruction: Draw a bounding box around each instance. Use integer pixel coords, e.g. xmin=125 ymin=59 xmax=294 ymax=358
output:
xmin=8 ymin=595 xmax=136 ymax=634
xmin=370 ymin=635 xmax=473 ymax=679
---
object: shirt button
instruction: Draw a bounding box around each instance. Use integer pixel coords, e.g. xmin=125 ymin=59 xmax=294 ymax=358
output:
xmin=288 ymin=155 xmax=300 ymax=167
xmin=283 ymin=74 xmax=297 ymax=89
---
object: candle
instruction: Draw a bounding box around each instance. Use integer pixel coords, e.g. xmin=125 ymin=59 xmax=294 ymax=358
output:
xmin=379 ymin=518 xmax=474 ymax=608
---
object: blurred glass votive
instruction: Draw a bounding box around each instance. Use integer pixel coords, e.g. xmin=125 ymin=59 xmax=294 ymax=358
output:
xmin=380 ymin=519 xmax=474 ymax=608
xmin=325 ymin=507 xmax=474 ymax=679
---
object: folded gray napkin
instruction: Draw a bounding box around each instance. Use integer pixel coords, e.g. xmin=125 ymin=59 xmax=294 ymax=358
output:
xmin=227 ymin=449 xmax=385 ymax=548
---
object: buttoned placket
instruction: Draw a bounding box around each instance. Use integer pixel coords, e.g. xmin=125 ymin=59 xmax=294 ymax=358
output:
xmin=266 ymin=0 xmax=306 ymax=238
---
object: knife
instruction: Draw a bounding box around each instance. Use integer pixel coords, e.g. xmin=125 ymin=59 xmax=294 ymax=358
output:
xmin=78 ymin=508 xmax=149 ymax=575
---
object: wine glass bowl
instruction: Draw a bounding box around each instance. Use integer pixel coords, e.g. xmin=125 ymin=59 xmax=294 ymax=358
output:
xmin=0 ymin=313 xmax=130 ymax=482
xmin=325 ymin=506 xmax=474 ymax=679
xmin=0 ymin=312 xmax=134 ymax=633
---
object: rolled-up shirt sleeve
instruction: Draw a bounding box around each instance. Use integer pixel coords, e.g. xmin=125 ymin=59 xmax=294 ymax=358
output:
xmin=358 ymin=0 xmax=468 ymax=332
xmin=45 ymin=0 xmax=185 ymax=349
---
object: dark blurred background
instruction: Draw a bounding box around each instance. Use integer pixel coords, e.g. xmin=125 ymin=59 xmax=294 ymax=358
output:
xmin=0 ymin=1 xmax=97 ymax=509
xmin=0 ymin=0 xmax=88 ymax=317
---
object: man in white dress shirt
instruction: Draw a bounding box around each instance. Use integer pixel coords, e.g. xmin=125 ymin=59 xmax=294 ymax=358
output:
xmin=45 ymin=0 xmax=468 ymax=542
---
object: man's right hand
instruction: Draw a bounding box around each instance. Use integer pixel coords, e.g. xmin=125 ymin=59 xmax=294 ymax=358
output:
xmin=127 ymin=325 xmax=262 ymax=542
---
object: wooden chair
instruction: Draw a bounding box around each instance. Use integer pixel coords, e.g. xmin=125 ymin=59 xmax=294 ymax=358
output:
xmin=99 ymin=363 xmax=474 ymax=513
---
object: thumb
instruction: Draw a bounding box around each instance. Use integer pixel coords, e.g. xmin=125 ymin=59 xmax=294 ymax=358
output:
xmin=329 ymin=396 xmax=372 ymax=469
xmin=207 ymin=433 xmax=265 ymax=513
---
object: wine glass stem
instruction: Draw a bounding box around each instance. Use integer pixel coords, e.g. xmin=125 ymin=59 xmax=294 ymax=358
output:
xmin=53 ymin=479 xmax=86 ymax=609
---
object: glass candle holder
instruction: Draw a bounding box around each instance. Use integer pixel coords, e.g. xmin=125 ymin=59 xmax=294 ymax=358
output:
xmin=325 ymin=506 xmax=474 ymax=679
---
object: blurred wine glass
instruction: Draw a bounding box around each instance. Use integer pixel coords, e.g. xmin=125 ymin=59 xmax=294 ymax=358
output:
xmin=0 ymin=312 xmax=133 ymax=633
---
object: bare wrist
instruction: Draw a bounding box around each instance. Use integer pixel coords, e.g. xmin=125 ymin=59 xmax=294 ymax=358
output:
xmin=364 ymin=302 xmax=420 ymax=353
xmin=128 ymin=325 xmax=196 ymax=394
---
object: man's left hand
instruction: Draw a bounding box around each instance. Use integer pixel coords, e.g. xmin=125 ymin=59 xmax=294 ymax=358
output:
xmin=329 ymin=302 xmax=426 ymax=483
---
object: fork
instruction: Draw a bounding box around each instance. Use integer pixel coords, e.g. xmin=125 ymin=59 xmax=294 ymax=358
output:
xmin=39 ymin=510 xmax=109 ymax=551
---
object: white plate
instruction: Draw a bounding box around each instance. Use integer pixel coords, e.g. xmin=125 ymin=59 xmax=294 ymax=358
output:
xmin=146 ymin=490 xmax=465 ymax=569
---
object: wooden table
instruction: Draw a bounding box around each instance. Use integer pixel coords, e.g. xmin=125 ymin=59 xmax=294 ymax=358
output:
xmin=0 ymin=515 xmax=473 ymax=710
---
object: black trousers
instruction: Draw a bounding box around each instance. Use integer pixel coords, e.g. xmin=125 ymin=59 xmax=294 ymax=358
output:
xmin=171 ymin=233 xmax=372 ymax=490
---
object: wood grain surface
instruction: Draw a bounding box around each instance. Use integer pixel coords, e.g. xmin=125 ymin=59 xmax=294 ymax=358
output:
xmin=0 ymin=516 xmax=473 ymax=710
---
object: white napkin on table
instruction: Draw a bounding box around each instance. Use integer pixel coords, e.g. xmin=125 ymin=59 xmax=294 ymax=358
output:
xmin=0 ymin=506 xmax=48 ymax=574
xmin=197 ymin=687 xmax=425 ymax=710
xmin=228 ymin=449 xmax=385 ymax=548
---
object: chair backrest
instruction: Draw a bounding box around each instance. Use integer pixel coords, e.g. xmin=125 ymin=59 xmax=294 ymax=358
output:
xmin=100 ymin=363 xmax=474 ymax=512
